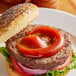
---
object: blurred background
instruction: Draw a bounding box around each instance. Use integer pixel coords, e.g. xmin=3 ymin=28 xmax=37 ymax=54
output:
xmin=0 ymin=0 xmax=76 ymax=15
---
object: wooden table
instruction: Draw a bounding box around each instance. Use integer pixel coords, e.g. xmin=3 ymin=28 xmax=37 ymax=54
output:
xmin=58 ymin=0 xmax=76 ymax=15
xmin=0 ymin=0 xmax=76 ymax=15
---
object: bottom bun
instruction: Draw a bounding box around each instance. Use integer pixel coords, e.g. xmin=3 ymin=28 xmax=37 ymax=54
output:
xmin=6 ymin=61 xmax=20 ymax=76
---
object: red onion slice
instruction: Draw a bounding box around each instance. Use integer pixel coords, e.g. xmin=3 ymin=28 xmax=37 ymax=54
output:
xmin=17 ymin=62 xmax=47 ymax=75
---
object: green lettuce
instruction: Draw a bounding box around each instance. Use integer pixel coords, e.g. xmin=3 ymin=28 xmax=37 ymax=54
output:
xmin=0 ymin=47 xmax=12 ymax=65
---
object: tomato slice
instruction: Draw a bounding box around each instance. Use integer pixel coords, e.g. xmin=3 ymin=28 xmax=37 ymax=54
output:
xmin=10 ymin=51 xmax=72 ymax=76
xmin=21 ymin=35 xmax=47 ymax=49
xmin=31 ymin=0 xmax=57 ymax=8
xmin=10 ymin=56 xmax=33 ymax=76
xmin=17 ymin=26 xmax=64 ymax=58
xmin=53 ymin=51 xmax=72 ymax=70
xmin=39 ymin=0 xmax=56 ymax=2
xmin=2 ymin=0 xmax=25 ymax=5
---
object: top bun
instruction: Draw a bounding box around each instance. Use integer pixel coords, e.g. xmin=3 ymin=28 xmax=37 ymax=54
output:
xmin=0 ymin=3 xmax=39 ymax=43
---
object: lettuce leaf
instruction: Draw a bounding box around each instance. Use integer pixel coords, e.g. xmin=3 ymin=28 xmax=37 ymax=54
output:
xmin=46 ymin=49 xmax=76 ymax=76
xmin=0 ymin=47 xmax=12 ymax=65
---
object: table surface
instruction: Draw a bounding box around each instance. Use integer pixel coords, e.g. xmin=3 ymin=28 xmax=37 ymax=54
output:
xmin=0 ymin=0 xmax=76 ymax=15
xmin=58 ymin=0 xmax=76 ymax=15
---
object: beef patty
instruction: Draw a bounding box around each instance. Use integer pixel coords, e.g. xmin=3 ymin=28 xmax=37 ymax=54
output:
xmin=6 ymin=24 xmax=71 ymax=70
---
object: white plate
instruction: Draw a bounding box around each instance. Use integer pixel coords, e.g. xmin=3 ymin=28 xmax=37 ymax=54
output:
xmin=0 ymin=8 xmax=76 ymax=76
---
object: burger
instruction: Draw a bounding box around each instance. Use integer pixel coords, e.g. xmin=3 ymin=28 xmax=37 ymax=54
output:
xmin=0 ymin=3 xmax=76 ymax=76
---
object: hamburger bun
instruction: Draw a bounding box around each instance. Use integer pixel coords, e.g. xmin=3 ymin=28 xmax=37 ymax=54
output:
xmin=6 ymin=61 xmax=20 ymax=76
xmin=0 ymin=3 xmax=39 ymax=43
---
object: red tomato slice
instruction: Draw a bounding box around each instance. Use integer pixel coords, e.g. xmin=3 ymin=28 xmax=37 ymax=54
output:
xmin=21 ymin=35 xmax=47 ymax=49
xmin=31 ymin=0 xmax=57 ymax=8
xmin=39 ymin=0 xmax=57 ymax=2
xmin=53 ymin=51 xmax=72 ymax=70
xmin=40 ymin=0 xmax=56 ymax=1
xmin=17 ymin=26 xmax=64 ymax=58
xmin=2 ymin=0 xmax=25 ymax=5
xmin=10 ymin=51 xmax=72 ymax=76
xmin=10 ymin=56 xmax=33 ymax=76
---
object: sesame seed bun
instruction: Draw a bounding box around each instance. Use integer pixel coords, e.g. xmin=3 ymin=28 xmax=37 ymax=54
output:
xmin=0 ymin=3 xmax=39 ymax=43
